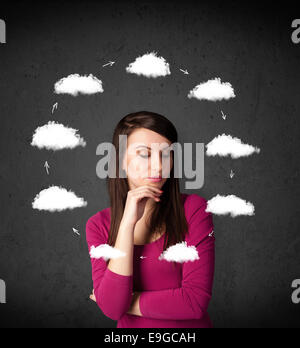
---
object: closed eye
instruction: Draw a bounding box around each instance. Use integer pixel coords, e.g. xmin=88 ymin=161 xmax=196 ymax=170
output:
xmin=137 ymin=150 xmax=149 ymax=158
xmin=137 ymin=150 xmax=172 ymax=159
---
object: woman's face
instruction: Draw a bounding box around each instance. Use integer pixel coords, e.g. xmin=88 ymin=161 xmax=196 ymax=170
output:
xmin=122 ymin=128 xmax=173 ymax=190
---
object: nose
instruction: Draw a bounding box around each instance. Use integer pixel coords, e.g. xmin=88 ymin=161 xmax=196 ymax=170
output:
xmin=149 ymin=151 xmax=162 ymax=177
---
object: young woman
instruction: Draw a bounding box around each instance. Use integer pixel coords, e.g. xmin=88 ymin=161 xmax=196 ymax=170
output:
xmin=86 ymin=110 xmax=215 ymax=328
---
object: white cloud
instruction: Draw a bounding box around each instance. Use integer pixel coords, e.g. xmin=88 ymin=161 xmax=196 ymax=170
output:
xmin=126 ymin=51 xmax=171 ymax=78
xmin=206 ymin=194 xmax=255 ymax=217
xmin=32 ymin=185 xmax=87 ymax=212
xmin=158 ymin=241 xmax=199 ymax=263
xmin=54 ymin=73 xmax=103 ymax=96
xmin=31 ymin=121 xmax=86 ymax=151
xmin=206 ymin=133 xmax=260 ymax=159
xmin=188 ymin=77 xmax=235 ymax=101
xmin=89 ymin=244 xmax=126 ymax=261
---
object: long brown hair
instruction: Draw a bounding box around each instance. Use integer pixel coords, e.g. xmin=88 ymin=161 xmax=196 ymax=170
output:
xmin=106 ymin=111 xmax=188 ymax=254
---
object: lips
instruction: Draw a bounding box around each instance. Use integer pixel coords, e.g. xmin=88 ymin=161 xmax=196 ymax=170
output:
xmin=147 ymin=177 xmax=162 ymax=182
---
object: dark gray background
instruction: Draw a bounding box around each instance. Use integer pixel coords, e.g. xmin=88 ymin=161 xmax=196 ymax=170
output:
xmin=0 ymin=0 xmax=299 ymax=328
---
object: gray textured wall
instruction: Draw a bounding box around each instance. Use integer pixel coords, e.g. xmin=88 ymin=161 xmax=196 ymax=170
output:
xmin=0 ymin=0 xmax=299 ymax=327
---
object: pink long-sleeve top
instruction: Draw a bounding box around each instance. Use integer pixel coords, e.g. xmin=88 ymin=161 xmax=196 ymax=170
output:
xmin=86 ymin=193 xmax=215 ymax=328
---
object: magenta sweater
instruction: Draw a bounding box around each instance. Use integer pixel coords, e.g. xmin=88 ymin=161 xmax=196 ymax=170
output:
xmin=86 ymin=193 xmax=215 ymax=328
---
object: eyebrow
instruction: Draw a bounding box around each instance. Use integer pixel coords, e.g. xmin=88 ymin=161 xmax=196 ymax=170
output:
xmin=136 ymin=145 xmax=171 ymax=150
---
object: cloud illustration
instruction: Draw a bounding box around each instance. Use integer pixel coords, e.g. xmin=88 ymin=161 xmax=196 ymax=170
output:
xmin=32 ymin=185 xmax=87 ymax=212
xmin=31 ymin=121 xmax=86 ymax=150
xmin=206 ymin=194 xmax=255 ymax=217
xmin=126 ymin=51 xmax=171 ymax=78
xmin=206 ymin=133 xmax=260 ymax=158
xmin=188 ymin=77 xmax=235 ymax=101
xmin=89 ymin=244 xmax=126 ymax=261
xmin=158 ymin=241 xmax=199 ymax=263
xmin=54 ymin=73 xmax=103 ymax=96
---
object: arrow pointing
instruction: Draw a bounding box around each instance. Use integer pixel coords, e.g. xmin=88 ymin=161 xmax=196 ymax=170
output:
xmin=221 ymin=110 xmax=226 ymax=120
xmin=230 ymin=169 xmax=235 ymax=179
xmin=44 ymin=161 xmax=50 ymax=175
xmin=52 ymin=102 xmax=58 ymax=114
xmin=208 ymin=230 xmax=214 ymax=237
xmin=140 ymin=256 xmax=147 ymax=259
xmin=102 ymin=61 xmax=115 ymax=67
xmin=179 ymin=68 xmax=189 ymax=75
xmin=72 ymin=228 xmax=80 ymax=236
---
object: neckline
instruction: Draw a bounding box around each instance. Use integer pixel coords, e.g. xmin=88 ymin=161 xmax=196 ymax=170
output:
xmin=134 ymin=231 xmax=166 ymax=247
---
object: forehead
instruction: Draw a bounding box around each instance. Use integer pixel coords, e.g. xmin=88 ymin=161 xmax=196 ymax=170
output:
xmin=127 ymin=128 xmax=171 ymax=147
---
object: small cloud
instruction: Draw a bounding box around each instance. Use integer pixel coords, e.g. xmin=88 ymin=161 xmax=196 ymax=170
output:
xmin=31 ymin=121 xmax=86 ymax=151
xmin=126 ymin=51 xmax=171 ymax=78
xmin=158 ymin=241 xmax=199 ymax=263
xmin=89 ymin=244 xmax=126 ymax=261
xmin=188 ymin=77 xmax=235 ymax=101
xmin=206 ymin=194 xmax=255 ymax=217
xmin=206 ymin=133 xmax=260 ymax=159
xmin=32 ymin=185 xmax=87 ymax=212
xmin=54 ymin=73 xmax=103 ymax=96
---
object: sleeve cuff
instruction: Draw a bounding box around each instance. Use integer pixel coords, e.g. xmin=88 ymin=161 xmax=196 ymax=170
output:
xmin=105 ymin=267 xmax=133 ymax=285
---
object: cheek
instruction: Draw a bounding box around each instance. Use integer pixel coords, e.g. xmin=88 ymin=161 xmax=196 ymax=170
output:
xmin=127 ymin=156 xmax=148 ymax=178
xmin=162 ymin=157 xmax=173 ymax=174
xmin=138 ymin=158 xmax=149 ymax=173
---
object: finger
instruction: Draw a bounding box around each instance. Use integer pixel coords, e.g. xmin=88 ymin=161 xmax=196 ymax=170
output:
xmin=134 ymin=185 xmax=163 ymax=194
xmin=135 ymin=188 xmax=162 ymax=199
xmin=135 ymin=192 xmax=161 ymax=202
xmin=144 ymin=186 xmax=163 ymax=194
